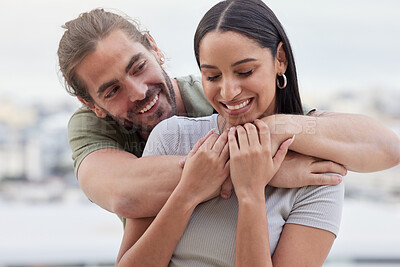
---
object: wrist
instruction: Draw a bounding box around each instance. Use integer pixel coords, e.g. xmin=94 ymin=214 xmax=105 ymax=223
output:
xmin=171 ymin=183 xmax=203 ymax=211
xmin=236 ymin=187 xmax=266 ymax=204
xmin=168 ymin=188 xmax=198 ymax=214
xmin=262 ymin=114 xmax=294 ymax=154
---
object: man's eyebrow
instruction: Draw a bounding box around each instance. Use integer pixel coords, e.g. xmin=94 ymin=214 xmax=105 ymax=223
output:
xmin=125 ymin=53 xmax=142 ymax=74
xmin=97 ymin=53 xmax=143 ymax=97
xmin=98 ymin=79 xmax=118 ymax=97
xmin=200 ymin=58 xmax=257 ymax=69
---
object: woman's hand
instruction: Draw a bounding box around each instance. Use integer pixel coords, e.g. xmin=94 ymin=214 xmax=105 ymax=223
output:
xmin=177 ymin=129 xmax=230 ymax=206
xmin=228 ymin=120 xmax=293 ymax=199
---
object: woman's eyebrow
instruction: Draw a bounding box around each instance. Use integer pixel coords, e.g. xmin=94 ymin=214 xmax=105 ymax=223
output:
xmin=231 ymin=58 xmax=257 ymax=67
xmin=200 ymin=64 xmax=217 ymax=69
xmin=200 ymin=58 xmax=257 ymax=69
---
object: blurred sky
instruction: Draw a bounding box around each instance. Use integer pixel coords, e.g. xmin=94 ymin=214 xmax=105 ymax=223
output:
xmin=0 ymin=0 xmax=400 ymax=105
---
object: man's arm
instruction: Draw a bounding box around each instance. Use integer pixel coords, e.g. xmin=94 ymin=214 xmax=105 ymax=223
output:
xmin=77 ymin=149 xmax=182 ymax=218
xmin=263 ymin=111 xmax=400 ymax=172
xmin=76 ymin=111 xmax=400 ymax=220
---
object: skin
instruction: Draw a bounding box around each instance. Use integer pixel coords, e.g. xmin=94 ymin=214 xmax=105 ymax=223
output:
xmin=75 ymin=30 xmax=180 ymax=139
xmin=200 ymin=32 xmax=278 ymax=126
xmin=74 ymin=29 xmax=400 ymax=221
xmin=114 ymin=29 xmax=375 ymax=266
xmin=199 ymin=31 xmax=334 ymax=266
xmin=75 ymin=30 xmax=355 ymax=219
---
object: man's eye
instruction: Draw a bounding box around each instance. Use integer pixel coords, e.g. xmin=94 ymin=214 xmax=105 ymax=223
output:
xmin=133 ymin=61 xmax=147 ymax=74
xmin=207 ymin=74 xmax=221 ymax=81
xmin=105 ymin=86 xmax=119 ymax=99
xmin=138 ymin=61 xmax=146 ymax=70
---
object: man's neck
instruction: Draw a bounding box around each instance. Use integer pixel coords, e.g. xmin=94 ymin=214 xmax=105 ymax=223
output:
xmin=171 ymin=77 xmax=187 ymax=116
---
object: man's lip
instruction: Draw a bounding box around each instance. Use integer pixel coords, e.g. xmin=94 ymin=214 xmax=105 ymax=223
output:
xmin=137 ymin=93 xmax=160 ymax=114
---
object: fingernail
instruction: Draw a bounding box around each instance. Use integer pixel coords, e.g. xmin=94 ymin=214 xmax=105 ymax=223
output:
xmin=337 ymin=175 xmax=342 ymax=183
xmin=221 ymin=193 xmax=229 ymax=199
xmin=289 ymin=135 xmax=296 ymax=145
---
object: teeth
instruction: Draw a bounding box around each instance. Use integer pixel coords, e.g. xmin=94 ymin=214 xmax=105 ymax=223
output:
xmin=226 ymin=99 xmax=250 ymax=111
xmin=139 ymin=94 xmax=159 ymax=114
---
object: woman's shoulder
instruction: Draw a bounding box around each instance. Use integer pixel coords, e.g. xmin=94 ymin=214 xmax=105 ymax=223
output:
xmin=153 ymin=114 xmax=218 ymax=134
xmin=144 ymin=114 xmax=218 ymax=156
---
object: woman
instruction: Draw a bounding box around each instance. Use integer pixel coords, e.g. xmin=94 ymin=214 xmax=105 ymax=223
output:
xmin=115 ymin=0 xmax=390 ymax=266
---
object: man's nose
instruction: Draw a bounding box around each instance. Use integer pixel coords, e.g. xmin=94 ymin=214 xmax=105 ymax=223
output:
xmin=126 ymin=79 xmax=146 ymax=102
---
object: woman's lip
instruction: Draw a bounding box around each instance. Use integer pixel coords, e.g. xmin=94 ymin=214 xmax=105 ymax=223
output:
xmin=221 ymin=98 xmax=253 ymax=115
xmin=224 ymin=99 xmax=251 ymax=111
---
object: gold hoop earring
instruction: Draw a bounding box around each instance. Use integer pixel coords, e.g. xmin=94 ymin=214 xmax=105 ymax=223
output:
xmin=276 ymin=73 xmax=287 ymax=89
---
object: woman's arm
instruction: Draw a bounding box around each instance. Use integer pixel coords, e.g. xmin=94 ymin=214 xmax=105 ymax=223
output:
xmin=228 ymin=120 xmax=292 ymax=266
xmin=236 ymin=195 xmax=272 ymax=266
xmin=231 ymin=120 xmax=341 ymax=266
xmin=116 ymin=131 xmax=230 ymax=266
xmin=262 ymin=111 xmax=400 ymax=172
xmin=116 ymin=190 xmax=197 ymax=267
xmin=272 ymin=224 xmax=336 ymax=266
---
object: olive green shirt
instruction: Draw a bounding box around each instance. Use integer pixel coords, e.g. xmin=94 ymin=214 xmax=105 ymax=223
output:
xmin=67 ymin=75 xmax=214 ymax=176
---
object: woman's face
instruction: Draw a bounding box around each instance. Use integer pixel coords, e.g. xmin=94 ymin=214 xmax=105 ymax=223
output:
xmin=199 ymin=30 xmax=285 ymax=126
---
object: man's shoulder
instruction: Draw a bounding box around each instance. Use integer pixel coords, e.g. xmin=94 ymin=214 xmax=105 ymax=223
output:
xmin=68 ymin=105 xmax=132 ymax=141
xmin=176 ymin=74 xmax=202 ymax=88
xmin=68 ymin=105 xmax=98 ymax=124
xmin=176 ymin=75 xmax=214 ymax=117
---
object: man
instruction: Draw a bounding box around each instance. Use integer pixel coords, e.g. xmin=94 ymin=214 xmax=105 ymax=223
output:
xmin=58 ymin=8 xmax=400 ymax=220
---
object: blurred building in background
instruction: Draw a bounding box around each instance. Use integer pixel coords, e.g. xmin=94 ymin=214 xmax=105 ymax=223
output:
xmin=0 ymin=98 xmax=78 ymax=203
xmin=1 ymin=85 xmax=400 ymax=203
xmin=0 ymin=86 xmax=399 ymax=266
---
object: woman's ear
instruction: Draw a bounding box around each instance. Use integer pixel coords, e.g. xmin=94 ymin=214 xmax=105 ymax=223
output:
xmin=145 ymin=32 xmax=165 ymax=65
xmin=275 ymin=42 xmax=288 ymax=74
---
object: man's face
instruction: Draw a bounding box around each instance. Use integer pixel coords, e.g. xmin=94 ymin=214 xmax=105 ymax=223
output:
xmin=75 ymin=30 xmax=176 ymax=134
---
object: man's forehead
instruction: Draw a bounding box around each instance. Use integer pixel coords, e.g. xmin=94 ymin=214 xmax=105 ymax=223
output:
xmin=98 ymin=29 xmax=150 ymax=54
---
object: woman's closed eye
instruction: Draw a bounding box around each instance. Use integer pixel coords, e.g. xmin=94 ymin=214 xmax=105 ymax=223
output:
xmin=237 ymin=69 xmax=254 ymax=77
xmin=207 ymin=74 xmax=221 ymax=81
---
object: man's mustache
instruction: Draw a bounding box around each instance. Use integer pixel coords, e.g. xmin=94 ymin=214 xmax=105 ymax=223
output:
xmin=129 ymin=84 xmax=164 ymax=114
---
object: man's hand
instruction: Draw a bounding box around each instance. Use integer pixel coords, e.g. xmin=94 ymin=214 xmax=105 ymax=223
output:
xmin=269 ymin=151 xmax=346 ymax=188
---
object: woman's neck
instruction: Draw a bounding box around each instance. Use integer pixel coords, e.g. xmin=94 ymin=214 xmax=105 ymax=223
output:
xmin=217 ymin=115 xmax=230 ymax=133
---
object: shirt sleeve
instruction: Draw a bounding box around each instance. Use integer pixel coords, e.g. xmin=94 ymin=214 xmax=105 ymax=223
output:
xmin=286 ymin=183 xmax=345 ymax=236
xmin=302 ymin=103 xmax=316 ymax=115
xmin=67 ymin=107 xmax=125 ymax=176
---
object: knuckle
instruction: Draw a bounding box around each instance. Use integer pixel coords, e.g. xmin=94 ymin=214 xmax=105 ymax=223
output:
xmin=244 ymin=122 xmax=256 ymax=130
xmin=236 ymin=126 xmax=245 ymax=133
xmin=262 ymin=145 xmax=270 ymax=154
xmin=327 ymin=161 xmax=335 ymax=169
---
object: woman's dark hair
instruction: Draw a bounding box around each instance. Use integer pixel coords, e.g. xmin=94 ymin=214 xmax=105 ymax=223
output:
xmin=194 ymin=0 xmax=303 ymax=115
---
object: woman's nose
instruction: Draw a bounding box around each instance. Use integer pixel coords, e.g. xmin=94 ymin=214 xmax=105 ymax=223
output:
xmin=220 ymin=78 xmax=241 ymax=101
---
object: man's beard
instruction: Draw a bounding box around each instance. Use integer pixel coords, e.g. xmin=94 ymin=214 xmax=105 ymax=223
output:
xmin=107 ymin=68 xmax=177 ymax=133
